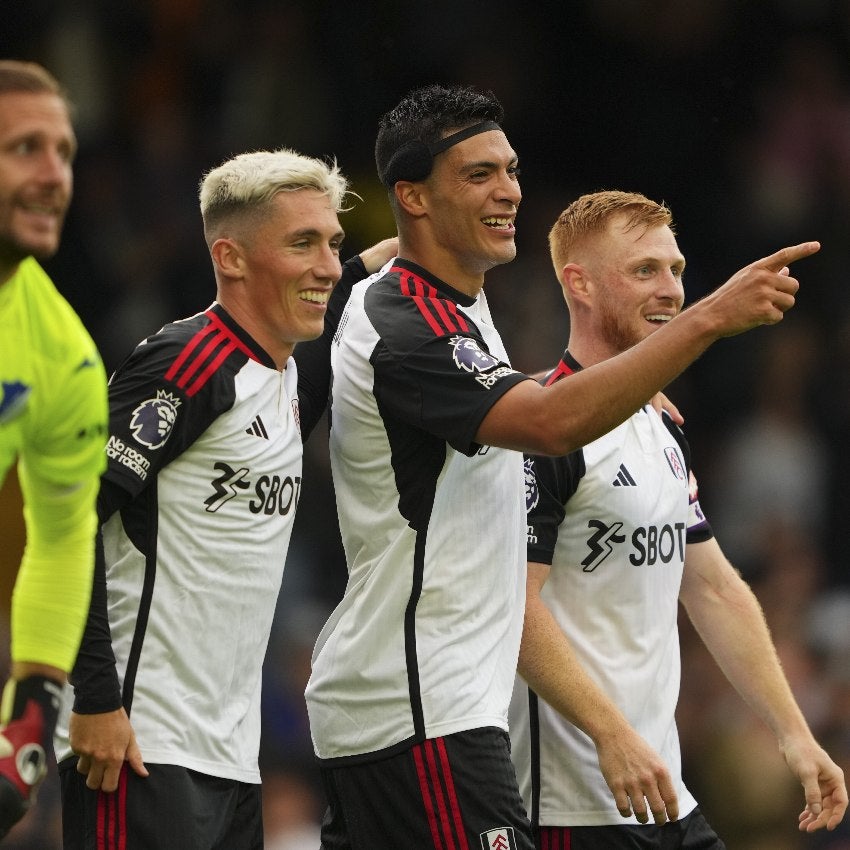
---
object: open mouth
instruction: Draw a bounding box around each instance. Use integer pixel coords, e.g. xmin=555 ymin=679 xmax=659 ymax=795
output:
xmin=482 ymin=216 xmax=514 ymax=230
xmin=299 ymin=290 xmax=330 ymax=305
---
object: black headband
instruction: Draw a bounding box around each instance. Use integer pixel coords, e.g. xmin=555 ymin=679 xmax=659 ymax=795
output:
xmin=379 ymin=120 xmax=502 ymax=187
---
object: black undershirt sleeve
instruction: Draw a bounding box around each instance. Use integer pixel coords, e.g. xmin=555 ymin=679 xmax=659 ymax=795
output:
xmin=69 ymin=480 xmax=127 ymax=714
xmin=295 ymin=254 xmax=367 ymax=440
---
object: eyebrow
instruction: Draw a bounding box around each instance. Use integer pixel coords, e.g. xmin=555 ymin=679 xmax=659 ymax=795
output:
xmin=288 ymin=228 xmax=345 ymax=241
xmin=458 ymin=154 xmax=519 ymax=174
xmin=634 ymin=254 xmax=685 ymax=267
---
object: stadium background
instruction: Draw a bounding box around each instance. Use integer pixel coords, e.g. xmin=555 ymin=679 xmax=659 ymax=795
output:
xmin=2 ymin=2 xmax=850 ymax=847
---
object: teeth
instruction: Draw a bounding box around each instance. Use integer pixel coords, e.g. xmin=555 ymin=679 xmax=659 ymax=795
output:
xmin=300 ymin=290 xmax=330 ymax=305
xmin=645 ymin=315 xmax=671 ymax=322
xmin=482 ymin=217 xmax=511 ymax=228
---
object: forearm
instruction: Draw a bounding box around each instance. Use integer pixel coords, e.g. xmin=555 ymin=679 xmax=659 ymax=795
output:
xmin=70 ymin=527 xmax=122 ymax=714
xmin=683 ymin=556 xmax=810 ymax=744
xmin=481 ymin=308 xmax=718 ymax=455
xmin=12 ymin=473 xmax=98 ymax=672
xmin=518 ymin=592 xmax=631 ymax=745
xmin=481 ymin=244 xmax=811 ymax=455
xmin=547 ymin=313 xmax=715 ymax=453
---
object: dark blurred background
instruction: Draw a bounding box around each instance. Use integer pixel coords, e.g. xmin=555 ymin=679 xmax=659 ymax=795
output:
xmin=2 ymin=1 xmax=850 ymax=847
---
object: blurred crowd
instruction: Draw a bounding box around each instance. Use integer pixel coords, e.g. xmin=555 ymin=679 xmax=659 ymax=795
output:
xmin=2 ymin=1 xmax=850 ymax=847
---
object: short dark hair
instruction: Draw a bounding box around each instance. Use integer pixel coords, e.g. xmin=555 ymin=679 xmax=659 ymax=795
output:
xmin=375 ymin=84 xmax=505 ymax=187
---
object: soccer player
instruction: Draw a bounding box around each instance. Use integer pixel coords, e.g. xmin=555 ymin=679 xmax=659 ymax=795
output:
xmin=54 ymin=148 xmax=394 ymax=849
xmin=0 ymin=60 xmax=108 ymax=839
xmin=510 ymin=190 xmax=847 ymax=849
xmin=304 ymin=83 xmax=821 ymax=849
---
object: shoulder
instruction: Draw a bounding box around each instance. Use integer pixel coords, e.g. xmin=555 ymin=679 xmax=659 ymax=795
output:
xmin=119 ymin=307 xmax=262 ymax=397
xmin=361 ymin=267 xmax=482 ymax=351
xmin=13 ymin=258 xmax=100 ymax=363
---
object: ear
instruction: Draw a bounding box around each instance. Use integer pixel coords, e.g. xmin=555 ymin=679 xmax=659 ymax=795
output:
xmin=393 ymin=180 xmax=427 ymax=218
xmin=561 ymin=263 xmax=592 ymax=306
xmin=210 ymin=237 xmax=243 ymax=281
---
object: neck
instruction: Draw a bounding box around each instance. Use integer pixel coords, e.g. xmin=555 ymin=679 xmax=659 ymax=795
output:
xmin=216 ymin=295 xmax=292 ymax=372
xmin=397 ymin=238 xmax=485 ymax=299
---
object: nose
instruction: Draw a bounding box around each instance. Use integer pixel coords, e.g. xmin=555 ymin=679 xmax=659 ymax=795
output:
xmin=315 ymin=244 xmax=343 ymax=283
xmin=38 ymin=147 xmax=72 ymax=188
xmin=496 ymin=169 xmax=521 ymax=207
xmin=658 ymin=270 xmax=684 ymax=305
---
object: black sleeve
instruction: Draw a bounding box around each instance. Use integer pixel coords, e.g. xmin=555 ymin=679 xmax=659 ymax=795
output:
xmin=526 ymin=449 xmax=585 ymax=565
xmin=295 ymin=255 xmax=368 ymax=440
xmin=70 ymin=321 xmax=232 ymax=714
xmin=70 ymin=520 xmax=123 ymax=714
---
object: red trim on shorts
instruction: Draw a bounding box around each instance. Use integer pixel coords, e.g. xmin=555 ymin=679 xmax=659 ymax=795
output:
xmin=413 ymin=738 xmax=471 ymax=850
xmin=538 ymin=826 xmax=571 ymax=849
xmin=96 ymin=763 xmax=128 ymax=849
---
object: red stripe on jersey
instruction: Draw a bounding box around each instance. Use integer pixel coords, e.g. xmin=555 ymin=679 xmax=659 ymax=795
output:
xmin=165 ymin=321 xmax=217 ymax=382
xmin=165 ymin=311 xmax=262 ymax=396
xmin=544 ymin=360 xmax=574 ymax=387
xmin=432 ymin=297 xmax=471 ymax=333
xmin=444 ymin=301 xmax=470 ymax=332
xmin=396 ymin=267 xmax=470 ymax=335
xmin=177 ymin=331 xmax=227 ymax=387
xmin=204 ymin=309 xmax=262 ymax=361
xmin=185 ymin=339 xmax=238 ymax=396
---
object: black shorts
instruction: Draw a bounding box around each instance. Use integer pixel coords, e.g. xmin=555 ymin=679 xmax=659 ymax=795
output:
xmin=59 ymin=757 xmax=263 ymax=850
xmin=319 ymin=727 xmax=535 ymax=850
xmin=536 ymin=807 xmax=725 ymax=850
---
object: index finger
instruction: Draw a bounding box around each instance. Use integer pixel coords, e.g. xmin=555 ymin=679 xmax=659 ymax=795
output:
xmin=760 ymin=242 xmax=820 ymax=273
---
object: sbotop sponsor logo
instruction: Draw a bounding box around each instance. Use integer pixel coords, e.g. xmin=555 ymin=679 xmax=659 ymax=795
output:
xmin=204 ymin=460 xmax=302 ymax=516
xmin=582 ymin=520 xmax=687 ymax=570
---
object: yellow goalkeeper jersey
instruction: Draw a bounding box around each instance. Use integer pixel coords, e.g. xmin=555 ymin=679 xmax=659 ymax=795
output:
xmin=0 ymin=257 xmax=108 ymax=671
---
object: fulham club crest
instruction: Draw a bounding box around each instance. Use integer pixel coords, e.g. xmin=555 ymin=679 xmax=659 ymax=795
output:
xmin=480 ymin=827 xmax=517 ymax=850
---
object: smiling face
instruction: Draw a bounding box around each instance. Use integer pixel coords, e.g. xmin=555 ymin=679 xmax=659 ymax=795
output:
xmin=0 ymin=90 xmax=75 ymax=282
xmin=585 ymin=214 xmax=685 ymax=356
xmin=221 ymin=188 xmax=344 ymax=366
xmin=420 ymin=128 xmax=521 ymax=292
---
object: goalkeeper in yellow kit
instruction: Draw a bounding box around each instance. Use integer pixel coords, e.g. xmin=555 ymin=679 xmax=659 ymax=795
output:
xmin=0 ymin=60 xmax=107 ymax=838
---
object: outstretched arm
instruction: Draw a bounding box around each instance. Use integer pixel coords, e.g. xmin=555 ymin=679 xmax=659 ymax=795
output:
xmin=680 ymin=537 xmax=847 ymax=832
xmin=518 ymin=562 xmax=679 ymax=825
xmin=479 ymin=242 xmax=818 ymax=455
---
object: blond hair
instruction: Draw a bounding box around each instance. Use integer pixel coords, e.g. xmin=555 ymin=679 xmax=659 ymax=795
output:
xmin=199 ymin=148 xmax=351 ymax=244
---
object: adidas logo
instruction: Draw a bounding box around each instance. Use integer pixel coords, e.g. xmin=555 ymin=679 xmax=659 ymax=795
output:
xmin=612 ymin=464 xmax=636 ymax=487
xmin=245 ymin=415 xmax=269 ymax=439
